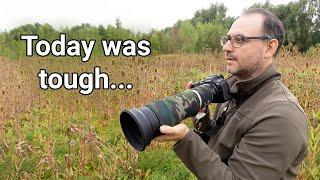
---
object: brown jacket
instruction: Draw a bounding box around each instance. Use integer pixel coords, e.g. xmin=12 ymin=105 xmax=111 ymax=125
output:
xmin=173 ymin=64 xmax=308 ymax=180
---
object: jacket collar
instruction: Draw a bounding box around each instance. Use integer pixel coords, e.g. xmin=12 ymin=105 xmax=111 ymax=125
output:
xmin=226 ymin=63 xmax=281 ymax=103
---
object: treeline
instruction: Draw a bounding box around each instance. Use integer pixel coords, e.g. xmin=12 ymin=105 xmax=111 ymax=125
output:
xmin=0 ymin=0 xmax=319 ymax=59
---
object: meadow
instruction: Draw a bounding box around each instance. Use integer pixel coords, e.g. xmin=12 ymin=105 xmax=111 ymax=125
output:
xmin=0 ymin=48 xmax=319 ymax=179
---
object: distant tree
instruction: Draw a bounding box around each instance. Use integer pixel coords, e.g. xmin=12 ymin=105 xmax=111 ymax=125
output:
xmin=248 ymin=0 xmax=319 ymax=52
xmin=98 ymin=25 xmax=106 ymax=38
xmin=192 ymin=3 xmax=227 ymax=24
xmin=37 ymin=23 xmax=58 ymax=40
xmin=116 ymin=18 xmax=122 ymax=29
xmin=309 ymin=0 xmax=320 ymax=45
xmin=177 ymin=20 xmax=198 ymax=53
xmin=196 ymin=22 xmax=226 ymax=53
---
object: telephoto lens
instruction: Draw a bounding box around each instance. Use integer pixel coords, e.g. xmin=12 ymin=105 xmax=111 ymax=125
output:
xmin=120 ymin=74 xmax=231 ymax=151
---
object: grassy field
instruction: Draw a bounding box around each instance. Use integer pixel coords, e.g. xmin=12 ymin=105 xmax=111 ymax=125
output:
xmin=0 ymin=49 xmax=319 ymax=179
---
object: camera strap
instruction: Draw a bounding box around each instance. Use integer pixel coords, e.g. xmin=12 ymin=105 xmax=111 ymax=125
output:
xmin=194 ymin=99 xmax=233 ymax=144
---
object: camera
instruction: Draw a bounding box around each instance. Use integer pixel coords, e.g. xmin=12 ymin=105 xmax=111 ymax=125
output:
xmin=120 ymin=74 xmax=231 ymax=151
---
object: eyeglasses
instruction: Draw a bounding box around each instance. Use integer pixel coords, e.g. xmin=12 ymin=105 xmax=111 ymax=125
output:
xmin=220 ymin=35 xmax=271 ymax=48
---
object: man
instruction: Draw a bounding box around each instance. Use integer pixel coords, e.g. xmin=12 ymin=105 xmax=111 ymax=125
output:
xmin=154 ymin=8 xmax=308 ymax=179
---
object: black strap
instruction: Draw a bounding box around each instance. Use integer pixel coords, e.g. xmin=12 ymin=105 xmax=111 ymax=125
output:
xmin=194 ymin=99 xmax=233 ymax=143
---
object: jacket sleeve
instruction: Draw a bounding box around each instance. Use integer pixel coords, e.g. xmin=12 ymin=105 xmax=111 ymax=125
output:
xmin=173 ymin=102 xmax=308 ymax=180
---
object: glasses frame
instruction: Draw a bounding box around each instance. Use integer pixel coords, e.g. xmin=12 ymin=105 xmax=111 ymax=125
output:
xmin=220 ymin=35 xmax=271 ymax=48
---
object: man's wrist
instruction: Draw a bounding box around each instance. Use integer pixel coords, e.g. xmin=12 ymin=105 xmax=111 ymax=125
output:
xmin=178 ymin=127 xmax=190 ymax=141
xmin=173 ymin=129 xmax=194 ymax=147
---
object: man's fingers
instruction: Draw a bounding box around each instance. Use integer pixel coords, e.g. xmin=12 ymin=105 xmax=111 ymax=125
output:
xmin=160 ymin=124 xmax=186 ymax=134
xmin=186 ymin=81 xmax=193 ymax=89
xmin=159 ymin=125 xmax=174 ymax=134
xmin=154 ymin=135 xmax=175 ymax=141
xmin=153 ymin=124 xmax=189 ymax=142
xmin=199 ymin=107 xmax=207 ymax=113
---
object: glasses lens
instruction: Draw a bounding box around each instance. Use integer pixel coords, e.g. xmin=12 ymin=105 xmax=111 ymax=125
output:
xmin=233 ymin=35 xmax=244 ymax=48
xmin=220 ymin=37 xmax=227 ymax=47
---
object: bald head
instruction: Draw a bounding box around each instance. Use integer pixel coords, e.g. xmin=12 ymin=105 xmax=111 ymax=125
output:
xmin=229 ymin=14 xmax=265 ymax=38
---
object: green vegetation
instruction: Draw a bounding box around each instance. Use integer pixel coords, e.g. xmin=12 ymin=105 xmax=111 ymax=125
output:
xmin=1 ymin=0 xmax=320 ymax=59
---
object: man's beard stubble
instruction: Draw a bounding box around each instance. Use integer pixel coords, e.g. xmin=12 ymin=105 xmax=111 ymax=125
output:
xmin=227 ymin=50 xmax=264 ymax=80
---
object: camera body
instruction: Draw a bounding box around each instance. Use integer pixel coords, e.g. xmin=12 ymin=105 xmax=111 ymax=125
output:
xmin=191 ymin=74 xmax=231 ymax=104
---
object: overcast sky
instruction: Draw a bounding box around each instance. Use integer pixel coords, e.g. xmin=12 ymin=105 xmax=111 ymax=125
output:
xmin=1 ymin=0 xmax=295 ymax=32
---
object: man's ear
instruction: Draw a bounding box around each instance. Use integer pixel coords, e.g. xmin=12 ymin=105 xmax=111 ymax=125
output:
xmin=264 ymin=39 xmax=278 ymax=58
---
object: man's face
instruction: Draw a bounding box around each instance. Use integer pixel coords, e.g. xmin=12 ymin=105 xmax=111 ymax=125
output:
xmin=223 ymin=14 xmax=267 ymax=80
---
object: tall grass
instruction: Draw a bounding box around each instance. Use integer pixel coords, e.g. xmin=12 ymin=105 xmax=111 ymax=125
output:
xmin=0 ymin=49 xmax=319 ymax=179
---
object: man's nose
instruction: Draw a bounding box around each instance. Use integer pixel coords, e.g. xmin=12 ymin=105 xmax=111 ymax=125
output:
xmin=223 ymin=39 xmax=233 ymax=52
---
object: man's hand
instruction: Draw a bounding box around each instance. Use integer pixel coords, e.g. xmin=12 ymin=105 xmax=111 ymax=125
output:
xmin=186 ymin=81 xmax=193 ymax=89
xmin=154 ymin=124 xmax=189 ymax=142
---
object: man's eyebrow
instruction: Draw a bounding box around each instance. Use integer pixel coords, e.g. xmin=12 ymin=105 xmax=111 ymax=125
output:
xmin=227 ymin=33 xmax=245 ymax=37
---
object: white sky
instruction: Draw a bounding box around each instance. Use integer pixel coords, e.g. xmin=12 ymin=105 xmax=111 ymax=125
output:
xmin=0 ymin=0 xmax=295 ymax=33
